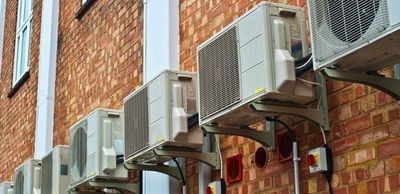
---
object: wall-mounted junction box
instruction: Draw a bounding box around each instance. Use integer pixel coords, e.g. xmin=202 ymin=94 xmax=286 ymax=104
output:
xmin=307 ymin=147 xmax=328 ymax=174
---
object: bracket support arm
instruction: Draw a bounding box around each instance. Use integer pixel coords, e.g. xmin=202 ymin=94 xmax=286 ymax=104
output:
xmin=202 ymin=125 xmax=275 ymax=150
xmin=321 ymin=67 xmax=400 ymax=100
xmin=153 ymin=148 xmax=220 ymax=169
xmin=125 ymin=163 xmax=182 ymax=181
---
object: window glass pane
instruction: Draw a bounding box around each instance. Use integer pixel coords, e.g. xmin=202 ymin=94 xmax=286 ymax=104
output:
xmin=20 ymin=27 xmax=27 ymax=76
xmin=24 ymin=0 xmax=32 ymax=21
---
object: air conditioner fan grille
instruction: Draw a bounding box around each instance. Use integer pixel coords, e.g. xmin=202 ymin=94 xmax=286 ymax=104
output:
xmin=198 ymin=27 xmax=241 ymax=121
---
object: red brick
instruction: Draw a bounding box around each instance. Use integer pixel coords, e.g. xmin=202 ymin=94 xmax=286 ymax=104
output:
xmin=343 ymin=114 xmax=371 ymax=135
xmin=358 ymin=125 xmax=389 ymax=145
xmin=354 ymin=84 xmax=367 ymax=98
xmin=367 ymin=180 xmax=378 ymax=194
xmin=378 ymin=138 xmax=400 ymax=158
xmin=388 ymin=108 xmax=399 ymax=121
xmin=332 ymin=136 xmax=359 ymax=155
xmin=346 ymin=147 xmax=376 ymax=166
xmin=389 ymin=174 xmax=400 ymax=191
xmin=385 ymin=156 xmax=400 ymax=174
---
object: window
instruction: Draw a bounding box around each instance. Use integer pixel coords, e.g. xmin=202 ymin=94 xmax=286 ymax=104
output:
xmin=0 ymin=0 xmax=7 ymax=76
xmin=75 ymin=0 xmax=96 ymax=19
xmin=13 ymin=0 xmax=32 ymax=86
xmin=82 ymin=0 xmax=87 ymax=4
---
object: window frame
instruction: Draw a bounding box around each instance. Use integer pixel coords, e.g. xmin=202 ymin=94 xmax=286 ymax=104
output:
xmin=13 ymin=0 xmax=33 ymax=86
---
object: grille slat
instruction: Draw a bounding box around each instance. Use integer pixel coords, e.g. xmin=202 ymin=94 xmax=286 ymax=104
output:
xmin=310 ymin=0 xmax=389 ymax=66
xmin=70 ymin=122 xmax=87 ymax=185
xmin=198 ymin=27 xmax=241 ymax=121
xmin=41 ymin=152 xmax=53 ymax=194
xmin=124 ymin=87 xmax=149 ymax=159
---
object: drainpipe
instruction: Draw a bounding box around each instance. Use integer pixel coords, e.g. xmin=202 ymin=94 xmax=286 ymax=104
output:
xmin=293 ymin=141 xmax=301 ymax=194
xmin=34 ymin=0 xmax=60 ymax=159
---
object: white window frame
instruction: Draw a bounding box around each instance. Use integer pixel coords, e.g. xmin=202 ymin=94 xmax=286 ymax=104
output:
xmin=82 ymin=0 xmax=87 ymax=5
xmin=13 ymin=0 xmax=33 ymax=86
xmin=0 ymin=0 xmax=7 ymax=76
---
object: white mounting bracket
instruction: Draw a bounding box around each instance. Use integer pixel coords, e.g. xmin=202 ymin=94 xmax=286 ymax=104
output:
xmin=321 ymin=67 xmax=400 ymax=101
xmin=249 ymin=101 xmax=329 ymax=131
xmin=125 ymin=162 xmax=183 ymax=181
xmin=69 ymin=180 xmax=139 ymax=194
xmin=153 ymin=148 xmax=221 ymax=169
xmin=202 ymin=125 xmax=276 ymax=150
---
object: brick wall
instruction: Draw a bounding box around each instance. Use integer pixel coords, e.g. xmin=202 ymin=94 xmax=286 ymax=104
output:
xmin=180 ymin=0 xmax=400 ymax=194
xmin=0 ymin=0 xmax=42 ymax=181
xmin=54 ymin=0 xmax=144 ymax=145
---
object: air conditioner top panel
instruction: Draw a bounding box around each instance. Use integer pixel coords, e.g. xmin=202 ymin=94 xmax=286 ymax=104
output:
xmin=197 ymin=1 xmax=303 ymax=51
xmin=123 ymin=69 xmax=196 ymax=102
xmin=41 ymin=145 xmax=69 ymax=160
xmin=69 ymin=108 xmax=122 ymax=131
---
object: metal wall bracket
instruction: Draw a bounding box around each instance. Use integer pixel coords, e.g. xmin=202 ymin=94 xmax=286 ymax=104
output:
xmin=202 ymin=125 xmax=275 ymax=149
xmin=69 ymin=181 xmax=139 ymax=194
xmin=249 ymin=102 xmax=329 ymax=131
xmin=124 ymin=163 xmax=182 ymax=181
xmin=153 ymin=148 xmax=220 ymax=169
xmin=321 ymin=67 xmax=400 ymax=100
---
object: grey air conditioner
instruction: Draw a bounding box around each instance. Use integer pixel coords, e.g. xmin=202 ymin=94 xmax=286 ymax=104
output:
xmin=69 ymin=108 xmax=127 ymax=190
xmin=124 ymin=70 xmax=203 ymax=164
xmin=309 ymin=0 xmax=400 ymax=71
xmin=0 ymin=182 xmax=13 ymax=194
xmin=13 ymin=159 xmax=41 ymax=194
xmin=40 ymin=145 xmax=69 ymax=194
xmin=197 ymin=2 xmax=313 ymax=127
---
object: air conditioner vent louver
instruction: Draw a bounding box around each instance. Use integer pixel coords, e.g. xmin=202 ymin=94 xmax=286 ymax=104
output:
xmin=124 ymin=87 xmax=149 ymax=158
xmin=41 ymin=152 xmax=52 ymax=194
xmin=14 ymin=171 xmax=24 ymax=194
xmin=71 ymin=124 xmax=87 ymax=179
xmin=310 ymin=0 xmax=389 ymax=63
xmin=198 ymin=27 xmax=241 ymax=120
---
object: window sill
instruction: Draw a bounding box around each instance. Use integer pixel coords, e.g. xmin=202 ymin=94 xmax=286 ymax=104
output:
xmin=75 ymin=0 xmax=96 ymax=19
xmin=7 ymin=71 xmax=30 ymax=98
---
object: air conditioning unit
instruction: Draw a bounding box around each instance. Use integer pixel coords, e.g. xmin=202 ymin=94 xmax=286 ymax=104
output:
xmin=309 ymin=0 xmax=400 ymax=71
xmin=124 ymin=70 xmax=203 ymax=164
xmin=13 ymin=159 xmax=41 ymax=194
xmin=40 ymin=145 xmax=69 ymax=194
xmin=197 ymin=2 xmax=313 ymax=127
xmin=69 ymin=108 xmax=127 ymax=190
xmin=0 ymin=182 xmax=13 ymax=194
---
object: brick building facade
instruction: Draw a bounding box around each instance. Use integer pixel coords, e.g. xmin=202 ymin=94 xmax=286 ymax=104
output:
xmin=0 ymin=0 xmax=399 ymax=193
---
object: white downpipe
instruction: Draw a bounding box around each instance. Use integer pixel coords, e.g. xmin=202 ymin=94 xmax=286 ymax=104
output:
xmin=34 ymin=0 xmax=60 ymax=159
xmin=293 ymin=141 xmax=301 ymax=194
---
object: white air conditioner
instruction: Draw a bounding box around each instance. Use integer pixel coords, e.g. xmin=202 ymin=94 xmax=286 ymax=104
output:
xmin=13 ymin=159 xmax=41 ymax=194
xmin=124 ymin=70 xmax=203 ymax=164
xmin=40 ymin=145 xmax=69 ymax=194
xmin=197 ymin=2 xmax=313 ymax=127
xmin=0 ymin=182 xmax=13 ymax=194
xmin=69 ymin=108 xmax=127 ymax=190
xmin=309 ymin=0 xmax=400 ymax=71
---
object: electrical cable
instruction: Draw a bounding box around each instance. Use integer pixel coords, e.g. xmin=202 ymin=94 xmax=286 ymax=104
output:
xmin=172 ymin=157 xmax=186 ymax=186
xmin=215 ymin=134 xmax=224 ymax=178
xmin=319 ymin=125 xmax=327 ymax=145
xmin=265 ymin=117 xmax=296 ymax=142
xmin=323 ymin=144 xmax=334 ymax=194
xmin=295 ymin=53 xmax=313 ymax=76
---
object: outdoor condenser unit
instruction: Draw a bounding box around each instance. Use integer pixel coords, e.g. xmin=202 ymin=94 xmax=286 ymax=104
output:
xmin=309 ymin=0 xmax=400 ymax=71
xmin=69 ymin=108 xmax=127 ymax=189
xmin=0 ymin=182 xmax=13 ymax=194
xmin=13 ymin=159 xmax=41 ymax=194
xmin=124 ymin=70 xmax=203 ymax=164
xmin=197 ymin=2 xmax=313 ymax=127
xmin=40 ymin=145 xmax=69 ymax=194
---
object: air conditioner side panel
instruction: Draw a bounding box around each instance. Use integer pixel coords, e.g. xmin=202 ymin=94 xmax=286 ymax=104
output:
xmin=149 ymin=73 xmax=169 ymax=145
xmin=238 ymin=5 xmax=270 ymax=100
xmin=86 ymin=111 xmax=99 ymax=178
xmin=54 ymin=146 xmax=69 ymax=194
xmin=388 ymin=0 xmax=400 ymax=26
